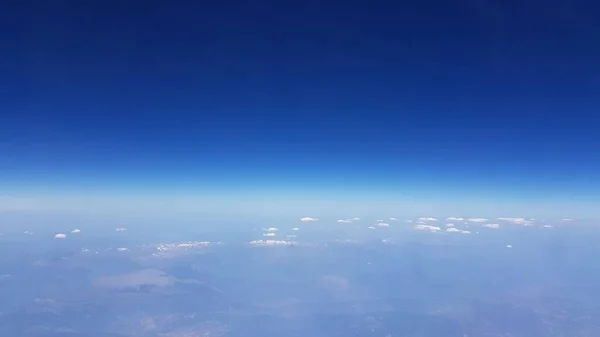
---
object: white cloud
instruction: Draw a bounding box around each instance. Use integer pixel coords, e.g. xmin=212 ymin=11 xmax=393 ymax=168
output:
xmin=389 ymin=217 xmax=398 ymax=221
xmin=117 ymin=247 xmax=128 ymax=251
xmin=263 ymin=232 xmax=276 ymax=237
xmin=292 ymin=227 xmax=300 ymax=231
xmin=249 ymin=240 xmax=295 ymax=246
xmin=562 ymin=218 xmax=574 ymax=221
xmin=71 ymin=228 xmax=81 ymax=234
xmin=405 ymin=220 xmax=413 ymax=223
xmin=415 ymin=224 xmax=441 ymax=232
xmin=418 ymin=217 xmax=438 ymax=222
xmin=446 ymin=217 xmax=464 ymax=221
xmin=446 ymin=223 xmax=455 ymax=227
xmin=115 ymin=227 xmax=127 ymax=232
xmin=467 ymin=218 xmax=488 ymax=223
xmin=264 ymin=227 xmax=278 ymax=232
xmin=497 ymin=217 xmax=533 ymax=225
xmin=300 ymin=217 xmax=318 ymax=222
xmin=54 ymin=233 xmax=67 ymax=239
xmin=543 ymin=225 xmax=553 ymax=228
xmin=376 ymin=222 xmax=390 ymax=227
xmin=446 ymin=227 xmax=470 ymax=234
xmin=337 ymin=219 xmax=353 ymax=223
xmin=506 ymin=244 xmax=513 ymax=248
xmin=483 ymin=223 xmax=500 ymax=229
xmin=24 ymin=230 xmax=34 ymax=235
xmin=368 ymin=226 xmax=376 ymax=230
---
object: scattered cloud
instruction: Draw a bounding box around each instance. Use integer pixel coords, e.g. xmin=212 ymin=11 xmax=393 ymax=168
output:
xmin=71 ymin=228 xmax=81 ymax=234
xmin=116 ymin=247 xmax=128 ymax=251
xmin=446 ymin=227 xmax=470 ymax=234
xmin=497 ymin=217 xmax=533 ymax=225
xmin=300 ymin=217 xmax=318 ymax=222
xmin=446 ymin=217 xmax=464 ymax=221
xmin=418 ymin=217 xmax=438 ymax=222
xmin=264 ymin=227 xmax=278 ymax=232
xmin=467 ymin=218 xmax=488 ymax=223
xmin=506 ymin=244 xmax=513 ymax=248
xmin=376 ymin=222 xmax=390 ymax=227
xmin=292 ymin=227 xmax=300 ymax=231
xmin=543 ymin=225 xmax=553 ymax=228
xmin=337 ymin=219 xmax=353 ymax=223
xmin=24 ymin=231 xmax=34 ymax=235
xmin=415 ymin=224 xmax=441 ymax=232
xmin=115 ymin=227 xmax=127 ymax=232
xmin=368 ymin=226 xmax=376 ymax=230
xmin=389 ymin=217 xmax=398 ymax=221
xmin=54 ymin=233 xmax=67 ymax=239
xmin=249 ymin=240 xmax=295 ymax=246
xmin=562 ymin=218 xmax=574 ymax=221
xmin=446 ymin=223 xmax=455 ymax=227
xmin=405 ymin=220 xmax=413 ymax=223
xmin=263 ymin=232 xmax=276 ymax=237
xmin=483 ymin=223 xmax=500 ymax=229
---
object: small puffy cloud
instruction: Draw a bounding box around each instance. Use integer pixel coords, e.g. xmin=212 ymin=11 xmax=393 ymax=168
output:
xmin=418 ymin=217 xmax=438 ymax=222
xmin=115 ymin=227 xmax=127 ymax=232
xmin=389 ymin=217 xmax=398 ymax=221
xmin=337 ymin=219 xmax=353 ymax=223
xmin=543 ymin=225 xmax=553 ymax=228
xmin=292 ymin=227 xmax=300 ymax=231
xmin=483 ymin=223 xmax=500 ymax=229
xmin=116 ymin=247 xmax=128 ymax=251
xmin=71 ymin=228 xmax=81 ymax=234
xmin=54 ymin=233 xmax=67 ymax=239
xmin=249 ymin=240 xmax=295 ymax=246
xmin=446 ymin=223 xmax=455 ymax=227
xmin=447 ymin=217 xmax=464 ymax=221
xmin=467 ymin=218 xmax=488 ymax=223
xmin=263 ymin=232 xmax=276 ymax=237
xmin=506 ymin=244 xmax=513 ymax=248
xmin=24 ymin=231 xmax=34 ymax=235
xmin=415 ymin=224 xmax=441 ymax=232
xmin=562 ymin=218 xmax=574 ymax=221
xmin=498 ymin=217 xmax=533 ymax=225
xmin=376 ymin=222 xmax=390 ymax=227
xmin=264 ymin=227 xmax=278 ymax=232
xmin=368 ymin=226 xmax=376 ymax=230
xmin=405 ymin=220 xmax=413 ymax=223
xmin=446 ymin=227 xmax=470 ymax=234
xmin=300 ymin=217 xmax=318 ymax=222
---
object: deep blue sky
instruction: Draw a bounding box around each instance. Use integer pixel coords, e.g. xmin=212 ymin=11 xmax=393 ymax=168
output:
xmin=1 ymin=0 xmax=599 ymax=217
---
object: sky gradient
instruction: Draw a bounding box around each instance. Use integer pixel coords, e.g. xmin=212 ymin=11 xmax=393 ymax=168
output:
xmin=2 ymin=0 xmax=599 ymax=218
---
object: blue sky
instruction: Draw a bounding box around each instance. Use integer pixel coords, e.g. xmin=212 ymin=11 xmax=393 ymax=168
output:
xmin=1 ymin=1 xmax=599 ymax=219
